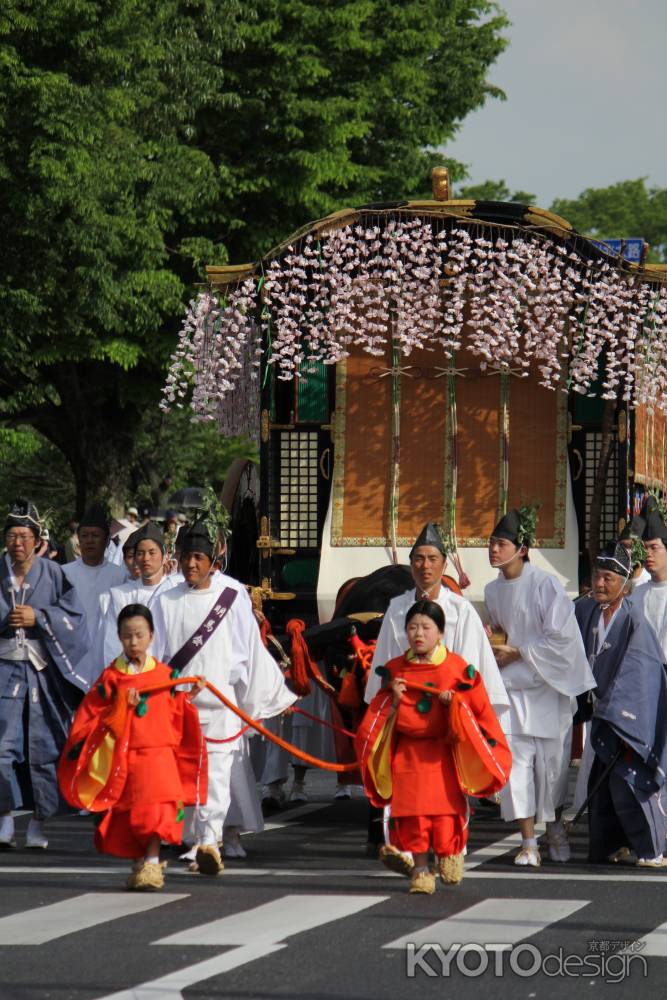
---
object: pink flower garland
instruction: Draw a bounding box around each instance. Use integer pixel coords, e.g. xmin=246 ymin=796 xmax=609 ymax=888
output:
xmin=161 ymin=220 xmax=667 ymax=419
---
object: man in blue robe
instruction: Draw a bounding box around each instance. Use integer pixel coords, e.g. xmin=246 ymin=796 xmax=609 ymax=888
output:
xmin=0 ymin=498 xmax=90 ymax=849
xmin=575 ymin=541 xmax=667 ymax=867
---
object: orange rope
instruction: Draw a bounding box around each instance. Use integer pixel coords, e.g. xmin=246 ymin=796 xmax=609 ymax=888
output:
xmin=135 ymin=676 xmax=358 ymax=773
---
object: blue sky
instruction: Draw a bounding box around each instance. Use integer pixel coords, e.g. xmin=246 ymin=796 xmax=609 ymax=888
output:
xmin=444 ymin=0 xmax=666 ymax=207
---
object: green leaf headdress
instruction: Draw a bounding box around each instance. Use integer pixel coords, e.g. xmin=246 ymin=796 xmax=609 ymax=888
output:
xmin=516 ymin=502 xmax=541 ymax=549
xmin=185 ymin=486 xmax=231 ymax=546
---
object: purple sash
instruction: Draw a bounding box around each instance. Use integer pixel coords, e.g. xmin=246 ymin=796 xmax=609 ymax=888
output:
xmin=169 ymin=586 xmax=238 ymax=674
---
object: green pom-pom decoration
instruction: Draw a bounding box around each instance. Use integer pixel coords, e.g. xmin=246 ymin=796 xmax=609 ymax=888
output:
xmin=487 ymin=738 xmax=497 ymax=747
xmin=176 ymin=802 xmax=185 ymax=823
xmin=135 ymin=696 xmax=148 ymax=718
xmin=67 ymin=739 xmax=84 ymax=761
xmin=466 ymin=664 xmax=476 ymax=679
xmin=416 ymin=696 xmax=432 ymax=714
xmin=97 ymin=683 xmax=106 ymax=699
xmin=456 ymin=681 xmax=473 ymax=691
xmin=170 ymin=668 xmax=180 ymax=679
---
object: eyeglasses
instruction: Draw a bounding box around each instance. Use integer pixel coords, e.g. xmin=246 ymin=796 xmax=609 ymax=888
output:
xmin=5 ymin=532 xmax=36 ymax=544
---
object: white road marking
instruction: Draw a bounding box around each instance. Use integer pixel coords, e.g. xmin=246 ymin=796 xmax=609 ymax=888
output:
xmin=0 ymin=893 xmax=187 ymax=946
xmin=465 ymin=825 xmax=545 ymax=870
xmin=259 ymin=802 xmax=331 ymax=832
xmin=625 ymin=921 xmax=667 ymax=957
xmin=1 ymin=865 xmax=666 ymax=883
xmin=384 ymin=898 xmax=589 ymax=950
xmin=98 ymin=894 xmax=387 ymax=999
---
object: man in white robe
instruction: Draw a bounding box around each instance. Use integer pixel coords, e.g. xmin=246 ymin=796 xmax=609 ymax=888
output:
xmin=485 ymin=507 xmax=594 ymax=867
xmin=152 ymin=512 xmax=295 ymax=876
xmin=364 ymin=522 xmax=509 ymax=723
xmin=631 ymin=498 xmax=667 ymax=659
xmin=97 ymin=522 xmax=178 ymax=665
xmin=63 ymin=503 xmax=125 ymax=676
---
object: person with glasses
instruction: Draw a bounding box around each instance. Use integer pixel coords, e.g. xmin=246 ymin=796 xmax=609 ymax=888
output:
xmin=0 ymin=498 xmax=89 ymax=849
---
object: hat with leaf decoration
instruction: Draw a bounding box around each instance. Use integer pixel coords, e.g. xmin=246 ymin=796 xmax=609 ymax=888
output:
xmin=491 ymin=503 xmax=540 ymax=549
xmin=179 ymin=487 xmax=231 ymax=560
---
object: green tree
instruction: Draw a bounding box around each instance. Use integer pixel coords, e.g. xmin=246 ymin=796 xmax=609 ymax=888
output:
xmin=551 ymin=179 xmax=667 ymax=263
xmin=0 ymin=0 xmax=242 ymax=513
xmin=457 ymin=179 xmax=536 ymax=204
xmin=1 ymin=0 xmax=509 ymax=514
xmin=199 ymin=0 xmax=509 ymax=261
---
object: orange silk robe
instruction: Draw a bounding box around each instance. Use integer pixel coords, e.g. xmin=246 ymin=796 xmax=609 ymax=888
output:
xmin=356 ymin=648 xmax=511 ymax=817
xmin=58 ymin=657 xmax=207 ymax=814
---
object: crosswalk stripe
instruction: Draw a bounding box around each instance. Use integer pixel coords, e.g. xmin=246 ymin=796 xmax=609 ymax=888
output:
xmin=156 ymin=893 xmax=388 ymax=946
xmin=626 ymin=922 xmax=667 ymax=957
xmin=98 ymin=894 xmax=388 ymax=999
xmin=383 ymin=898 xmax=589 ymax=950
xmin=465 ymin=825 xmax=545 ymax=870
xmin=0 ymin=892 xmax=188 ymax=946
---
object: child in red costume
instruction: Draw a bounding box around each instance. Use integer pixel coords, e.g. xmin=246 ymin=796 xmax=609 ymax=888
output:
xmin=356 ymin=600 xmax=510 ymax=894
xmin=59 ymin=604 xmax=206 ymax=891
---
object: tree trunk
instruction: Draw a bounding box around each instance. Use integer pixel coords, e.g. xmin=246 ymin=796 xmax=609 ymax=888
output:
xmin=587 ymin=397 xmax=617 ymax=569
xmin=30 ymin=362 xmax=151 ymax=517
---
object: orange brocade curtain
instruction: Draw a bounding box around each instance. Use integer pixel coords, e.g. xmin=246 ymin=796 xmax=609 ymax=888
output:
xmin=331 ymin=346 xmax=567 ymax=547
xmin=634 ymin=404 xmax=667 ymax=493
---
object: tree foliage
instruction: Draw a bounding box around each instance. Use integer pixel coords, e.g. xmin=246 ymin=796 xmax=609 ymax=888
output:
xmin=0 ymin=0 xmax=509 ymax=513
xmin=551 ymin=179 xmax=667 ymax=263
xmin=200 ymin=0 xmax=509 ymax=261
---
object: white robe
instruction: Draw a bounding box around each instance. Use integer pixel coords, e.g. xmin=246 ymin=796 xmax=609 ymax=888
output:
xmin=152 ymin=575 xmax=296 ymax=845
xmin=63 ymin=558 xmax=127 ymax=641
xmin=364 ymin=586 xmax=509 ymax=725
xmin=259 ymin=685 xmax=336 ymax=785
xmin=152 ymin=575 xmax=296 ymax=745
xmin=634 ymin=567 xmax=651 ymax=589
xmin=63 ymin=558 xmax=126 ymax=681
xmin=631 ymin=579 xmax=667 ymax=660
xmin=485 ymin=563 xmax=594 ymax=821
xmin=96 ymin=573 xmax=180 ymax=666
xmin=484 ymin=563 xmax=594 ymax=738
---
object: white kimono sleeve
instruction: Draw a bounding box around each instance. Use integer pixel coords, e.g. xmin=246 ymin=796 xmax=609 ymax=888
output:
xmin=452 ymin=600 xmax=509 ymax=717
xmin=150 ymin=597 xmax=169 ymax=664
xmin=364 ymin=602 xmax=405 ymax=703
xmin=231 ymin=599 xmax=296 ymax=720
xmin=519 ymin=576 xmax=595 ymax=698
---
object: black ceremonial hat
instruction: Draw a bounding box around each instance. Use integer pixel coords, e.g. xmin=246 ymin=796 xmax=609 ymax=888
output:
xmin=4 ymin=497 xmax=42 ymax=537
xmin=79 ymin=502 xmax=111 ymax=534
xmin=409 ymin=523 xmax=448 ymax=558
xmin=129 ymin=522 xmax=165 ymax=552
xmin=619 ymin=514 xmax=646 ymax=541
xmin=491 ymin=508 xmax=521 ymax=544
xmin=179 ymin=521 xmax=216 ymax=560
xmin=641 ymin=496 xmax=667 ymax=543
xmin=595 ymin=540 xmax=631 ymax=578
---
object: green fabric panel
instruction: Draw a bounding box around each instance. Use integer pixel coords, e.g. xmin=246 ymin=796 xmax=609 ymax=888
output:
xmin=297 ymin=362 xmax=328 ymax=422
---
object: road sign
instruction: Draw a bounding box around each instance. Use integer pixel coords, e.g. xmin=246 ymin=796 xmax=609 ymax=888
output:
xmin=592 ymin=238 xmax=645 ymax=263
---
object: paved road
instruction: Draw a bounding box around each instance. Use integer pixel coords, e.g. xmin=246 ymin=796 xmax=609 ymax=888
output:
xmin=0 ymin=771 xmax=665 ymax=999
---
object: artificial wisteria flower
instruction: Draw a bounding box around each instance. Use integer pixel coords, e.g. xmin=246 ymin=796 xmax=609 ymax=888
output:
xmin=161 ymin=218 xmax=667 ymax=418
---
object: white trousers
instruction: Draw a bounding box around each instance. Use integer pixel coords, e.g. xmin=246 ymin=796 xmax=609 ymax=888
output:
xmin=194 ymin=751 xmax=234 ymax=846
xmin=554 ymin=722 xmax=573 ymax=811
xmin=225 ymin=741 xmax=263 ymax=834
xmin=499 ymin=733 xmax=566 ymax=823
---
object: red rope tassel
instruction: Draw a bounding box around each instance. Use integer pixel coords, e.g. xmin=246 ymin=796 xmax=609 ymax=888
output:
xmin=285 ymin=619 xmax=311 ymax=695
xmin=286 ymin=619 xmax=335 ymax=696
